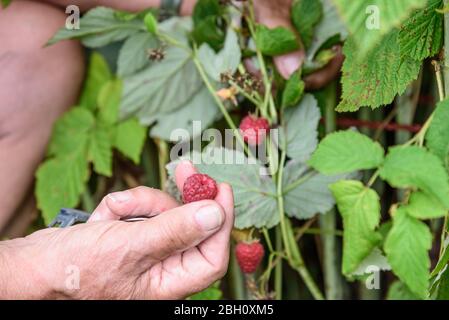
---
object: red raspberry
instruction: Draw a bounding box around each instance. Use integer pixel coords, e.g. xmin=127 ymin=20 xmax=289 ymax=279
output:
xmin=182 ymin=173 xmax=218 ymax=203
xmin=239 ymin=115 xmax=270 ymax=146
xmin=235 ymin=240 xmax=265 ymax=274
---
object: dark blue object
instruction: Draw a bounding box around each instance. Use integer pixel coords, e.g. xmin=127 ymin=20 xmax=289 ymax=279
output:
xmin=48 ymin=208 xmax=90 ymax=228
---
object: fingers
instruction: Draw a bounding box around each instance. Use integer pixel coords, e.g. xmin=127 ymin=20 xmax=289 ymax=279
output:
xmin=174 ymin=160 xmax=198 ymax=194
xmin=197 ymin=183 xmax=235 ymax=267
xmin=274 ymin=51 xmax=305 ymax=79
xmin=130 ymin=200 xmax=226 ymax=262
xmin=88 ymin=186 xmax=179 ymax=222
xmin=304 ymin=46 xmax=344 ymax=91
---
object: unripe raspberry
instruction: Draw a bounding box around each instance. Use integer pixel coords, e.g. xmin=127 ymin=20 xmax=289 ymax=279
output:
xmin=239 ymin=115 xmax=270 ymax=146
xmin=235 ymin=240 xmax=265 ymax=274
xmin=182 ymin=173 xmax=218 ymax=203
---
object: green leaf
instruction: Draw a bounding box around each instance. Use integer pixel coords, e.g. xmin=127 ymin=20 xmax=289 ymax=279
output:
xmin=117 ymin=32 xmax=158 ymax=77
xmin=435 ymin=267 xmax=449 ymax=300
xmin=192 ymin=1 xmax=224 ymax=51
xmin=291 ymin=0 xmax=323 ymax=48
xmin=337 ymin=30 xmax=421 ymax=112
xmin=282 ymin=72 xmax=305 ymax=109
xmin=332 ymin=0 xmax=426 ymax=58
xmin=114 ymin=118 xmax=147 ymax=164
xmin=351 ymin=248 xmax=391 ymax=276
xmin=399 ymin=0 xmax=443 ymax=61
xmin=379 ymin=146 xmax=449 ymax=208
xmin=426 ymin=98 xmax=449 ymax=167
xmin=307 ymin=0 xmax=347 ymax=59
xmin=97 ymin=79 xmax=123 ymax=125
xmin=48 ymin=7 xmax=142 ymax=47
xmin=89 ymin=126 xmax=113 ymax=177
xmin=120 ymin=45 xmax=203 ymax=123
xmin=384 ymin=207 xmax=431 ymax=299
xmin=143 ymin=12 xmax=158 ymax=35
xmin=36 ymin=147 xmax=90 ymax=225
xmin=330 ymin=180 xmax=382 ymax=275
xmin=167 ymin=148 xmax=278 ymax=229
xmin=283 ymin=160 xmax=351 ymax=219
xmin=387 ymin=281 xmax=422 ymax=300
xmin=1 ymin=0 xmax=12 ymax=8
xmin=309 ymin=130 xmax=384 ymax=175
xmin=255 ymin=25 xmax=300 ymax=56
xmin=405 ymin=191 xmax=447 ymax=220
xmin=79 ymin=53 xmax=112 ymax=111
xmin=48 ymin=108 xmax=95 ymax=157
xmin=282 ymin=94 xmax=321 ymax=162
xmin=197 ymin=28 xmax=242 ymax=82
xmin=150 ymin=87 xmax=220 ymax=142
xmin=189 ymin=282 xmax=222 ymax=300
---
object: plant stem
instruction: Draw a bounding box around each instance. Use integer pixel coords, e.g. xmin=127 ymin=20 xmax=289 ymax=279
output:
xmin=192 ymin=50 xmax=251 ymax=157
xmin=319 ymin=81 xmax=344 ymax=300
xmin=81 ymin=189 xmax=95 ymax=213
xmin=154 ymin=138 xmax=169 ymax=189
xmin=230 ymin=243 xmax=246 ymax=300
xmin=444 ymin=0 xmax=449 ymax=95
xmin=274 ymin=227 xmax=283 ymax=300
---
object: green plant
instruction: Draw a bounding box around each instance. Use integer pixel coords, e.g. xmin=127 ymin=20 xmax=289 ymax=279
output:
xmin=39 ymin=0 xmax=449 ymax=300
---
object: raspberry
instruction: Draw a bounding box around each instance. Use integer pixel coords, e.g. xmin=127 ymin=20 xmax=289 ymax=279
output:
xmin=235 ymin=240 xmax=265 ymax=274
xmin=182 ymin=173 xmax=218 ymax=203
xmin=239 ymin=115 xmax=270 ymax=146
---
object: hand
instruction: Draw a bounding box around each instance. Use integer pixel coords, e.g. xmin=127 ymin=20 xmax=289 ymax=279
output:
xmin=1 ymin=161 xmax=234 ymax=299
xmin=253 ymin=0 xmax=304 ymax=79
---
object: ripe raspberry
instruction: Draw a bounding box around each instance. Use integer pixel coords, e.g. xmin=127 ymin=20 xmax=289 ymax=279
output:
xmin=182 ymin=173 xmax=218 ymax=203
xmin=235 ymin=240 xmax=265 ymax=274
xmin=239 ymin=115 xmax=270 ymax=146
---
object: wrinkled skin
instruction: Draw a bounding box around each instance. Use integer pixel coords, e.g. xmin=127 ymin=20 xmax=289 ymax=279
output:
xmin=0 ymin=161 xmax=234 ymax=299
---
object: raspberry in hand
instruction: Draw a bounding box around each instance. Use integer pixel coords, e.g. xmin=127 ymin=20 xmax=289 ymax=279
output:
xmin=182 ymin=173 xmax=218 ymax=203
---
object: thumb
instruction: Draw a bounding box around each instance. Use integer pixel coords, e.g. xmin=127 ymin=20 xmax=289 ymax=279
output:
xmin=128 ymin=200 xmax=226 ymax=262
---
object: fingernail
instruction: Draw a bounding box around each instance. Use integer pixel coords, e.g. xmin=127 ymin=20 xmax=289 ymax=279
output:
xmin=195 ymin=205 xmax=223 ymax=231
xmin=276 ymin=53 xmax=303 ymax=79
xmin=108 ymin=191 xmax=131 ymax=203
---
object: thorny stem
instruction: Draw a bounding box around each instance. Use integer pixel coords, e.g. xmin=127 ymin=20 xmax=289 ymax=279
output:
xmin=155 ymin=138 xmax=169 ymax=189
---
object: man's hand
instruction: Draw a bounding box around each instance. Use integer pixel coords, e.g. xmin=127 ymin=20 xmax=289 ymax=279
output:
xmin=1 ymin=161 xmax=234 ymax=299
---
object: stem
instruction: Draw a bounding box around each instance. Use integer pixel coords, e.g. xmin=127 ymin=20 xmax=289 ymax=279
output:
xmin=81 ymin=189 xmax=95 ymax=213
xmin=154 ymin=138 xmax=169 ymax=189
xmin=230 ymin=243 xmax=246 ymax=300
xmin=319 ymin=81 xmax=344 ymax=300
xmin=192 ymin=50 xmax=251 ymax=157
xmin=441 ymin=4 xmax=449 ymax=92
xmin=274 ymin=227 xmax=283 ymax=300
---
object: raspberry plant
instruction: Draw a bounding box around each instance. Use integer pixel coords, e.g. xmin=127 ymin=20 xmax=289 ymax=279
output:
xmin=37 ymin=0 xmax=449 ymax=300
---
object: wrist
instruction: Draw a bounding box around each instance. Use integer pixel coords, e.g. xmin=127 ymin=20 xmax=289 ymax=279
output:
xmin=0 ymin=238 xmax=55 ymax=299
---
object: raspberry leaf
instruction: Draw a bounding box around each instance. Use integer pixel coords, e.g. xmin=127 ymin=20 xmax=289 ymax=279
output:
xmin=48 ymin=7 xmax=143 ymax=47
xmin=404 ymin=192 xmax=447 ymax=220
xmin=399 ymin=0 xmax=444 ymax=61
xmin=255 ymin=25 xmax=300 ymax=56
xmin=331 ymin=0 xmax=426 ymax=59
xmin=379 ymin=146 xmax=449 ymax=208
xmin=291 ymin=0 xmax=323 ymax=49
xmin=118 ymin=32 xmax=158 ymax=77
xmin=281 ymin=72 xmax=305 ymax=109
xmin=309 ymin=130 xmax=384 ymax=175
xmin=384 ymin=207 xmax=432 ymax=299
xmin=114 ymin=119 xmax=147 ymax=164
xmin=337 ymin=29 xmax=421 ymax=112
xmin=387 ymin=281 xmax=422 ymax=300
xmin=36 ymin=145 xmax=90 ymax=225
xmin=330 ymin=180 xmax=382 ymax=275
xmin=197 ymin=28 xmax=241 ymax=82
xmin=88 ymin=125 xmax=113 ymax=177
xmin=150 ymin=87 xmax=220 ymax=142
xmin=79 ymin=53 xmax=112 ymax=111
xmin=283 ymin=160 xmax=352 ymax=220
xmin=97 ymin=79 xmax=122 ymax=125
xmin=425 ymin=98 xmax=449 ymax=167
xmin=281 ymin=94 xmax=321 ymax=162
